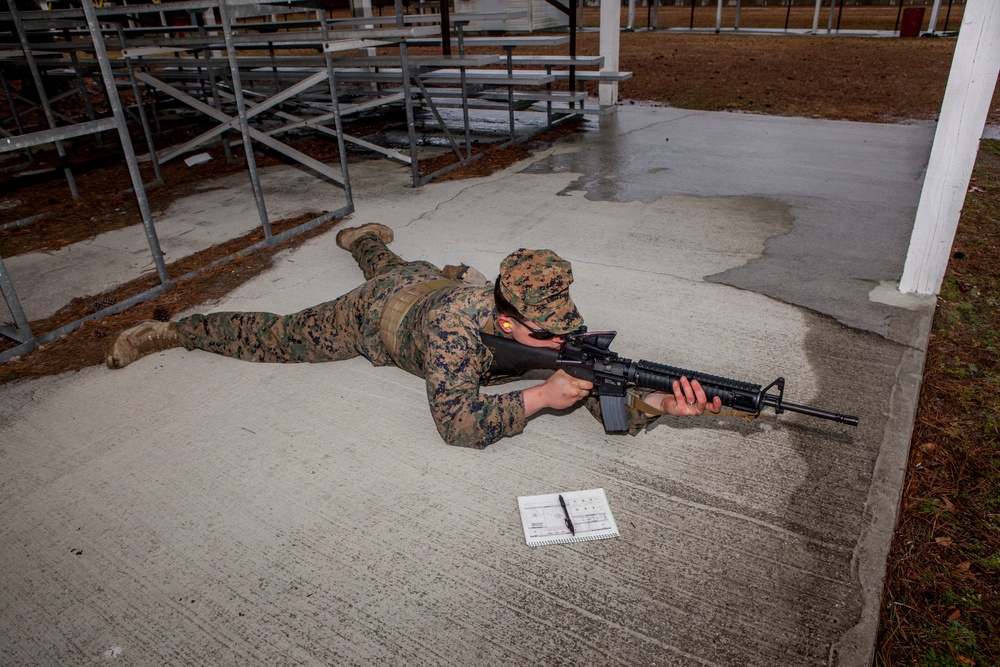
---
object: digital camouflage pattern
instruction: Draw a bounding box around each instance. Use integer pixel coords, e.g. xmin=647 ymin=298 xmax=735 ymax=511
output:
xmin=176 ymin=235 xmax=656 ymax=448
xmin=177 ymin=234 xmax=524 ymax=448
xmin=498 ymin=248 xmax=583 ymax=335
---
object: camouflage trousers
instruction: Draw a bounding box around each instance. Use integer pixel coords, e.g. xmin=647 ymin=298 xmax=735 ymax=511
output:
xmin=176 ymin=234 xmax=440 ymax=364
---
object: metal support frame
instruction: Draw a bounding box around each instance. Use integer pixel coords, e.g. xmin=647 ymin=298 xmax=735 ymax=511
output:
xmin=0 ymin=0 xmax=357 ymax=359
xmin=316 ymin=6 xmax=354 ymax=209
xmin=0 ymin=67 xmax=38 ymax=171
xmin=115 ymin=23 xmax=164 ymax=185
xmin=137 ymin=72 xmax=346 ymax=186
xmin=0 ymin=253 xmax=33 ymax=346
xmin=62 ymin=27 xmax=100 ymax=145
xmin=81 ymin=0 xmax=170 ymax=286
xmin=217 ymin=0 xmax=271 ymax=238
xmin=6 ymin=0 xmax=79 ymax=198
xmin=0 ymin=0 xmax=604 ymax=361
xmin=195 ymin=15 xmax=237 ymax=164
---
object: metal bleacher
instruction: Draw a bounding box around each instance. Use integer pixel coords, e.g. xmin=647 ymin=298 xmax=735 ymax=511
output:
xmin=0 ymin=0 xmax=630 ymax=360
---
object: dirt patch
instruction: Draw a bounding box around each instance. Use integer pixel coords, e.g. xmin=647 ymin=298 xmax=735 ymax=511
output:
xmin=410 ymin=29 xmax=993 ymax=125
xmin=613 ymin=32 xmax=974 ymax=123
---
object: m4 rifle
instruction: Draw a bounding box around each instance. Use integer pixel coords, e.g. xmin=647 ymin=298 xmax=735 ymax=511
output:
xmin=483 ymin=329 xmax=859 ymax=433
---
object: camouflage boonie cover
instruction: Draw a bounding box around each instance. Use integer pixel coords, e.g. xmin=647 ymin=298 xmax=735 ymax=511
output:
xmin=175 ymin=235 xmax=654 ymax=448
xmin=498 ymin=248 xmax=583 ymax=334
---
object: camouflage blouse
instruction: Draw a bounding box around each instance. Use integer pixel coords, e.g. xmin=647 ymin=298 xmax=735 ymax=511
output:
xmin=391 ymin=284 xmax=525 ymax=449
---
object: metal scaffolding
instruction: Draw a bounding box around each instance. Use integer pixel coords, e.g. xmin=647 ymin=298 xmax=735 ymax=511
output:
xmin=0 ymin=0 xmax=627 ymax=361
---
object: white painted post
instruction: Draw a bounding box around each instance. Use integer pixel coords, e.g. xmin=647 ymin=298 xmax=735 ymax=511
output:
xmin=899 ymin=0 xmax=1000 ymax=295
xmin=203 ymin=8 xmax=222 ymax=59
xmin=811 ymin=0 xmax=822 ymax=33
xmin=627 ymin=0 xmax=635 ymax=31
xmin=599 ymin=0 xmax=620 ymax=107
xmin=351 ymin=0 xmax=376 ymax=58
xmin=715 ymin=0 xmax=722 ymax=33
xmin=351 ymin=0 xmax=374 ymax=19
xmin=927 ymin=0 xmax=944 ymax=34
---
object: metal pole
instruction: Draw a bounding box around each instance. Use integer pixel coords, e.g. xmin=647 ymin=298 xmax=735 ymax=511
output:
xmin=599 ymin=0 xmax=620 ymax=107
xmin=0 ymin=66 xmax=36 ymax=166
xmin=505 ymin=45 xmax=514 ymax=141
xmin=440 ymin=0 xmax=451 ymax=56
xmin=317 ymin=7 xmax=353 ymax=209
xmin=0 ymin=253 xmax=34 ymax=345
xmin=62 ymin=28 xmax=98 ymax=130
xmin=196 ymin=16 xmax=235 ymax=163
xmin=569 ymin=0 xmax=577 ymax=101
xmin=399 ymin=40 xmax=421 ymax=186
xmin=393 ymin=0 xmax=420 ymax=185
xmin=66 ymin=48 xmax=102 ymax=150
xmin=784 ymin=0 xmax=792 ymax=31
xmin=927 ymin=0 xmax=944 ymax=34
xmin=456 ymin=22 xmax=471 ymax=159
xmin=217 ymin=0 xmax=272 ymax=238
xmin=7 ymin=0 xmax=79 ymax=199
xmin=116 ymin=24 xmax=163 ymax=185
xmin=80 ymin=0 xmax=170 ymax=285
xmin=268 ymin=41 xmax=280 ymax=96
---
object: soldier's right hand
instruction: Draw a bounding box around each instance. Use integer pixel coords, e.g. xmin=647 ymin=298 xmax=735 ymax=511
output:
xmin=523 ymin=369 xmax=593 ymax=418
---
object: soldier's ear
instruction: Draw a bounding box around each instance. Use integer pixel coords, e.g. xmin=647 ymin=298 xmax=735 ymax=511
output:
xmin=497 ymin=316 xmax=514 ymax=333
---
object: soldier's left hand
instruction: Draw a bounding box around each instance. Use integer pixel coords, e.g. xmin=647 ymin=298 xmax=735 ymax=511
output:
xmin=645 ymin=377 xmax=722 ymax=417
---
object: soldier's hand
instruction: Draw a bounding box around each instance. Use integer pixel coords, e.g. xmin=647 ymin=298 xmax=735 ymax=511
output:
xmin=645 ymin=377 xmax=723 ymax=417
xmin=524 ymin=370 xmax=593 ymax=417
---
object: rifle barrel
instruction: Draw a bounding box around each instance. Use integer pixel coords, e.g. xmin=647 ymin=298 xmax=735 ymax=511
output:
xmin=761 ymin=396 xmax=859 ymax=426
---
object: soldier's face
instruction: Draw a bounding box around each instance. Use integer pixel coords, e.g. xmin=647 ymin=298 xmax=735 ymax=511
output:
xmin=507 ymin=318 xmax=565 ymax=349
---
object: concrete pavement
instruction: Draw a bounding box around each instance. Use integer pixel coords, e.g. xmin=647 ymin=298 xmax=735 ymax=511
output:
xmin=0 ymin=106 xmax=937 ymax=665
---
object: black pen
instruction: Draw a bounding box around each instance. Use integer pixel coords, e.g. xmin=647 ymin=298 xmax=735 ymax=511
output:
xmin=558 ymin=494 xmax=575 ymax=536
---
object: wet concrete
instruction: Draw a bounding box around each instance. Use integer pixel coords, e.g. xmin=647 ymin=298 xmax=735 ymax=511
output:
xmin=524 ymin=106 xmax=937 ymax=342
xmin=0 ymin=105 xmax=937 ymax=666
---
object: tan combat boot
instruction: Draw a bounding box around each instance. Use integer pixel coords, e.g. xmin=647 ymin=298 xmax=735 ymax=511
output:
xmin=335 ymin=223 xmax=394 ymax=250
xmin=106 ymin=320 xmax=182 ymax=369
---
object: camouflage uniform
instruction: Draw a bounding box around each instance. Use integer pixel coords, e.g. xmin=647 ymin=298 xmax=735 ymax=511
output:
xmin=177 ymin=235 xmax=520 ymax=448
xmin=176 ymin=235 xmax=656 ymax=448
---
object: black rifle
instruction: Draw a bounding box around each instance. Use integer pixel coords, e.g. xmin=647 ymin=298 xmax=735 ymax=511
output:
xmin=483 ymin=330 xmax=859 ymax=433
